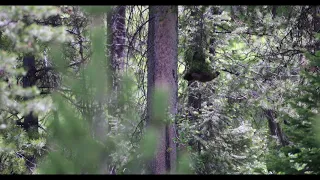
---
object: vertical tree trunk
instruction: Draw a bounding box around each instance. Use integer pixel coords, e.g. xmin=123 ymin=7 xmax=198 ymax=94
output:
xmin=110 ymin=6 xmax=126 ymax=174
xmin=184 ymin=6 xmax=214 ymax=156
xmin=94 ymin=6 xmax=126 ymax=174
xmin=106 ymin=6 xmax=126 ymax=127
xmin=272 ymin=6 xmax=277 ymax=19
xmin=22 ymin=55 xmax=38 ymax=137
xmin=102 ymin=6 xmax=127 ymax=137
xmin=187 ymin=81 xmax=202 ymax=154
xmin=188 ymin=82 xmax=202 ymax=111
xmin=22 ymin=55 xmax=38 ymax=172
xmin=110 ymin=6 xmax=126 ymax=91
xmin=147 ymin=6 xmax=178 ymax=174
xmin=264 ymin=109 xmax=289 ymax=146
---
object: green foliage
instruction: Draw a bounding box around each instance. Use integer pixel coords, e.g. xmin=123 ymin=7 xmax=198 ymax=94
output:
xmin=37 ymin=94 xmax=111 ymax=174
xmin=184 ymin=48 xmax=212 ymax=73
xmin=266 ymin=44 xmax=320 ymax=174
xmin=36 ymin=6 xmax=148 ymax=175
xmin=81 ymin=6 xmax=112 ymax=15
xmin=1 ymin=5 xmax=320 ymax=175
xmin=0 ymin=6 xmax=70 ymax=174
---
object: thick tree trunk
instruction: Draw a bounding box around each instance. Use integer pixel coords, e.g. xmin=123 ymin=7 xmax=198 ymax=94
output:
xmin=147 ymin=6 xmax=178 ymax=174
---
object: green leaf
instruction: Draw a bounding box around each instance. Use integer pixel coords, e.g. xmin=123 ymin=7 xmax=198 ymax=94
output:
xmin=81 ymin=6 xmax=111 ymax=15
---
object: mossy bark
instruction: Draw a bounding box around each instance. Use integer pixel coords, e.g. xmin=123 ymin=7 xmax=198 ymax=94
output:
xmin=182 ymin=7 xmax=219 ymax=83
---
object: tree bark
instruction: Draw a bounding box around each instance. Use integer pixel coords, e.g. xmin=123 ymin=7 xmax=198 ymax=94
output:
xmin=147 ymin=6 xmax=178 ymax=174
xmin=22 ymin=55 xmax=38 ymax=173
xmin=264 ymin=109 xmax=289 ymax=146
xmin=110 ymin=6 xmax=126 ymax=91
xmin=105 ymin=6 xmax=127 ymax=174
xmin=105 ymin=6 xmax=127 ymax=133
xmin=22 ymin=55 xmax=39 ymax=137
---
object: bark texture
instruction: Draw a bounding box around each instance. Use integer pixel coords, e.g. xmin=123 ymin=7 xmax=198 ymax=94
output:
xmin=110 ymin=6 xmax=126 ymax=91
xmin=98 ymin=6 xmax=126 ymax=139
xmin=147 ymin=6 xmax=178 ymax=174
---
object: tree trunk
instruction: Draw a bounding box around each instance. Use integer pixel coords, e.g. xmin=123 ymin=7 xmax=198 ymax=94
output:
xmin=107 ymin=5 xmax=127 ymax=174
xmin=105 ymin=6 xmax=127 ymax=134
xmin=110 ymin=6 xmax=126 ymax=91
xmin=147 ymin=6 xmax=178 ymax=174
xmin=22 ymin=55 xmax=38 ymax=173
xmin=187 ymin=81 xmax=202 ymax=155
xmin=272 ymin=6 xmax=277 ymax=19
xmin=264 ymin=109 xmax=289 ymax=146
xmin=22 ymin=55 xmax=39 ymax=137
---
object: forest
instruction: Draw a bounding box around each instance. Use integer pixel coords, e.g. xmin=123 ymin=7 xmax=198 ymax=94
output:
xmin=0 ymin=5 xmax=319 ymax=174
